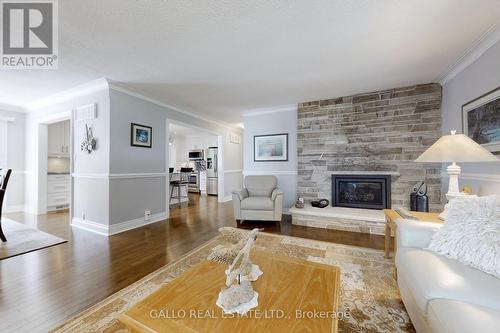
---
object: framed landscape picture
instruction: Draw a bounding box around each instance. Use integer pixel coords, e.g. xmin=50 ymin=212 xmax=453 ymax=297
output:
xmin=462 ymin=87 xmax=500 ymax=154
xmin=131 ymin=123 xmax=152 ymax=148
xmin=254 ymin=133 xmax=288 ymax=162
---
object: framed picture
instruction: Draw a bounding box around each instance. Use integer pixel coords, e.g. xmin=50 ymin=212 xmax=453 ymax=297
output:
xmin=131 ymin=123 xmax=152 ymax=148
xmin=254 ymin=133 xmax=288 ymax=162
xmin=462 ymin=87 xmax=500 ymax=153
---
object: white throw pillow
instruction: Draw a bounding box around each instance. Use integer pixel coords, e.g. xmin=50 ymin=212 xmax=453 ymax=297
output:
xmin=427 ymin=195 xmax=500 ymax=278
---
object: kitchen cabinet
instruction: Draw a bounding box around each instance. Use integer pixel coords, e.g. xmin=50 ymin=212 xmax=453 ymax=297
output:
xmin=199 ymin=171 xmax=207 ymax=194
xmin=47 ymin=174 xmax=70 ymax=211
xmin=48 ymin=120 xmax=70 ymax=156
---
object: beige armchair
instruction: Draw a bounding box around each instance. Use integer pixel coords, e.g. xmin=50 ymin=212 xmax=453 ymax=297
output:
xmin=232 ymin=175 xmax=283 ymax=222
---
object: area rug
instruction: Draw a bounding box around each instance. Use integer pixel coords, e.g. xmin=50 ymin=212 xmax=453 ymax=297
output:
xmin=51 ymin=232 xmax=414 ymax=333
xmin=0 ymin=218 xmax=67 ymax=260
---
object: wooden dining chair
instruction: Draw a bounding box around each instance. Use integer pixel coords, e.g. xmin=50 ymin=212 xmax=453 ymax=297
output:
xmin=0 ymin=169 xmax=12 ymax=242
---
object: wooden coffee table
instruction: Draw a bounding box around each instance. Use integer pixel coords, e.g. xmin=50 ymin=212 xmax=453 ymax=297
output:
xmin=119 ymin=250 xmax=341 ymax=333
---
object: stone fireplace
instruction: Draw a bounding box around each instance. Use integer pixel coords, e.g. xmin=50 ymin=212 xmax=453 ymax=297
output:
xmin=291 ymin=83 xmax=443 ymax=235
xmin=297 ymin=83 xmax=443 ymax=211
xmin=332 ymin=174 xmax=391 ymax=210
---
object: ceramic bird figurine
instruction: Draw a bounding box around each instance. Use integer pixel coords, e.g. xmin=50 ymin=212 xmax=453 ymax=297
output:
xmin=207 ymin=227 xmax=249 ymax=264
xmin=216 ymin=228 xmax=262 ymax=313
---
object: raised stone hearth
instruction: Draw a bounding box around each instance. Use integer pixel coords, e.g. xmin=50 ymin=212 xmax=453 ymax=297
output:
xmin=289 ymin=205 xmax=386 ymax=235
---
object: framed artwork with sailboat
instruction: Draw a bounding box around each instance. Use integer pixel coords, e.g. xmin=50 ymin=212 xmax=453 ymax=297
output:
xmin=462 ymin=86 xmax=500 ymax=154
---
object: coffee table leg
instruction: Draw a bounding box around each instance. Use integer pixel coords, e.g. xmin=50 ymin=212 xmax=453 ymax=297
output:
xmin=384 ymin=222 xmax=390 ymax=259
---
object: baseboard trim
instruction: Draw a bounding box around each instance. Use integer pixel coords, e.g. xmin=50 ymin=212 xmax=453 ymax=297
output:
xmin=109 ymin=212 xmax=167 ymax=235
xmin=4 ymin=204 xmax=28 ymax=213
xmin=71 ymin=218 xmax=109 ymax=236
xmin=71 ymin=212 xmax=168 ymax=236
xmin=222 ymin=195 xmax=233 ymax=202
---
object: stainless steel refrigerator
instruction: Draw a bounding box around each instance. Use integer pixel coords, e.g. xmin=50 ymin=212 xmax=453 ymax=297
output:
xmin=206 ymin=147 xmax=218 ymax=195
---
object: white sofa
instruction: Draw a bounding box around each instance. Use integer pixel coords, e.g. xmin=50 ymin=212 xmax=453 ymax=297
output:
xmin=396 ymin=220 xmax=500 ymax=333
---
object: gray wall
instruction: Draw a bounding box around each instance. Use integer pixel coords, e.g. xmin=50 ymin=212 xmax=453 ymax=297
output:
xmin=109 ymin=90 xmax=168 ymax=225
xmin=442 ymin=40 xmax=500 ymax=195
xmin=108 ymin=88 xmax=243 ymax=202
xmin=243 ymin=109 xmax=298 ymax=209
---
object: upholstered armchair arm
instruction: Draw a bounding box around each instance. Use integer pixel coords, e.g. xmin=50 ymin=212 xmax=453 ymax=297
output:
xmin=232 ymin=189 xmax=248 ymax=220
xmin=271 ymin=189 xmax=283 ymax=201
xmin=396 ymin=219 xmax=442 ymax=250
xmin=232 ymin=188 xmax=249 ymax=201
xmin=271 ymin=189 xmax=283 ymax=221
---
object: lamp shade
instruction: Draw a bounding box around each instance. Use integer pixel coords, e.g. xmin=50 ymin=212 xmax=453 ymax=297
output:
xmin=415 ymin=131 xmax=499 ymax=163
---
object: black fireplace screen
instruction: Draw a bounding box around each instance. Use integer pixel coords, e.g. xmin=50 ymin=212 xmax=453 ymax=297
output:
xmin=332 ymin=175 xmax=391 ymax=210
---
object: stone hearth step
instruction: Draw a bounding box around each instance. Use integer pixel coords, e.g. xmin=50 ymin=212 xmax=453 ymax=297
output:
xmin=289 ymin=205 xmax=386 ymax=235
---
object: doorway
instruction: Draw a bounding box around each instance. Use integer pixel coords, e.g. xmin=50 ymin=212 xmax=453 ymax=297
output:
xmin=35 ymin=111 xmax=73 ymax=220
xmin=166 ymin=120 xmax=224 ymax=213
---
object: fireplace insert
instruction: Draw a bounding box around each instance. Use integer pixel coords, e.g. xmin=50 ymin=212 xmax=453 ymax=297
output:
xmin=331 ymin=175 xmax=391 ymax=210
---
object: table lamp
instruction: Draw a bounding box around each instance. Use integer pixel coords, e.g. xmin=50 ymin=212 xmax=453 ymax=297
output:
xmin=415 ymin=130 xmax=499 ymax=200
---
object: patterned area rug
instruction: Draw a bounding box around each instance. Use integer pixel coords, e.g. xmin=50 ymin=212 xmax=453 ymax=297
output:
xmin=51 ymin=232 xmax=414 ymax=333
xmin=0 ymin=218 xmax=67 ymax=260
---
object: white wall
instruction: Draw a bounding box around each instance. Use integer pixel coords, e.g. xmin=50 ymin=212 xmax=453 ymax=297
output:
xmin=442 ymin=39 xmax=500 ymax=195
xmin=243 ymin=108 xmax=297 ymax=209
xmin=222 ymin=133 xmax=244 ymax=199
xmin=25 ymin=85 xmax=111 ymax=226
xmin=174 ymin=135 xmax=218 ymax=168
xmin=0 ymin=110 xmax=26 ymax=212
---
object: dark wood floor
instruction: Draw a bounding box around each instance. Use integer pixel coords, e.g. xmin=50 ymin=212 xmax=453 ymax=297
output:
xmin=1 ymin=194 xmax=391 ymax=332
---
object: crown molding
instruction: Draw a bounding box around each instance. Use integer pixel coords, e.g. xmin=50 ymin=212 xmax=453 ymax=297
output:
xmin=26 ymin=78 xmax=110 ymax=112
xmin=108 ymin=82 xmax=241 ymax=131
xmin=242 ymin=104 xmax=297 ymax=117
xmin=0 ymin=116 xmax=16 ymax=122
xmin=19 ymin=78 xmax=242 ymax=131
xmin=0 ymin=102 xmax=26 ymax=113
xmin=437 ymin=19 xmax=500 ymax=85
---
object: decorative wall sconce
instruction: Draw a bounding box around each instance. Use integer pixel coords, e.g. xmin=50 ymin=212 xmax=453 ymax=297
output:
xmin=80 ymin=124 xmax=97 ymax=154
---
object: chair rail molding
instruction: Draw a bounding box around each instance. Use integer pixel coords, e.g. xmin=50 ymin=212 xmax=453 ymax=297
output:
xmin=224 ymin=169 xmax=243 ymax=173
xmin=460 ymin=172 xmax=500 ymax=183
xmin=441 ymin=171 xmax=500 ymax=183
xmin=243 ymin=170 xmax=297 ymax=176
xmin=72 ymin=172 xmax=168 ymax=179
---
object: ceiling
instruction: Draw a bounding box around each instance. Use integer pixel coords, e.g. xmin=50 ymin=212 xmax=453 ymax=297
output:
xmin=1 ymin=0 xmax=499 ymax=125
xmin=169 ymin=122 xmax=216 ymax=139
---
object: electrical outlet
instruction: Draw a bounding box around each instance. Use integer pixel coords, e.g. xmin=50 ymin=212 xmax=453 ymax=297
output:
xmin=144 ymin=210 xmax=151 ymax=220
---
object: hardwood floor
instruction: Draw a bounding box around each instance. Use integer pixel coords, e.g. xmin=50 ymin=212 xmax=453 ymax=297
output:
xmin=0 ymin=194 xmax=391 ymax=332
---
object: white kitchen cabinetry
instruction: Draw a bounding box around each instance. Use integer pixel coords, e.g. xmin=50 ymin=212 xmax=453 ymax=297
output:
xmin=47 ymin=174 xmax=70 ymax=211
xmin=199 ymin=171 xmax=207 ymax=194
xmin=48 ymin=120 xmax=70 ymax=156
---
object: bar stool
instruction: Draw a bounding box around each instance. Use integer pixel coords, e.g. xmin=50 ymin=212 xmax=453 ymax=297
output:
xmin=170 ymin=171 xmax=190 ymax=206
